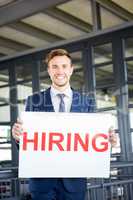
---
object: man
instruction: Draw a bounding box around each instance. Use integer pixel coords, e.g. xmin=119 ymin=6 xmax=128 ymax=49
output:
xmin=12 ymin=49 xmax=117 ymax=200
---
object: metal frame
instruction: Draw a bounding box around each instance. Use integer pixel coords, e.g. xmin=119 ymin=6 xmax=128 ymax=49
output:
xmin=90 ymin=0 xmax=102 ymax=31
xmin=0 ymin=0 xmax=70 ymax=26
xmin=31 ymin=60 xmax=40 ymax=93
xmin=96 ymin=0 xmax=133 ymax=21
xmin=0 ymin=21 xmax=132 ymax=66
xmin=8 ymin=65 xmax=19 ymax=197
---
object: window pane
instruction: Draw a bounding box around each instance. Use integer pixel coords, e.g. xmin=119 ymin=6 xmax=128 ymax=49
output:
xmin=71 ymin=51 xmax=83 ymax=90
xmin=132 ymin=132 xmax=133 ymax=152
xmin=16 ymin=63 xmax=32 ymax=81
xmin=96 ymin=88 xmax=116 ymax=109
xmin=0 ymin=69 xmax=9 ymax=86
xmin=0 ymin=105 xmax=10 ymax=122
xmin=127 ymin=60 xmax=133 ymax=83
xmin=129 ymin=110 xmax=133 ymax=128
xmin=125 ymin=38 xmax=133 ymax=58
xmin=17 ymin=83 xmax=32 ymax=101
xmin=96 ymin=64 xmax=114 ymax=86
xmin=0 ymin=87 xmax=9 ymax=105
xmin=18 ymin=103 xmax=25 ymax=116
xmin=94 ymin=43 xmax=112 ymax=64
xmin=0 ymin=125 xmax=11 ymax=162
xmin=129 ymin=85 xmax=133 ymax=104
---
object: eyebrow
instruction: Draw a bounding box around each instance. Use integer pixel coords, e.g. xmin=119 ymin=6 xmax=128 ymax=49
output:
xmin=51 ymin=64 xmax=68 ymax=67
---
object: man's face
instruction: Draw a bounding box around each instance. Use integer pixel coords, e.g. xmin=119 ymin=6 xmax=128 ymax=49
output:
xmin=47 ymin=55 xmax=73 ymax=89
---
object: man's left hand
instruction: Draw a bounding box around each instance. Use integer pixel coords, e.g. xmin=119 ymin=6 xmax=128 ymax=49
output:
xmin=108 ymin=127 xmax=117 ymax=147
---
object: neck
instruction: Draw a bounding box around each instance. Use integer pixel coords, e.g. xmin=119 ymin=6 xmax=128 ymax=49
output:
xmin=52 ymin=83 xmax=70 ymax=92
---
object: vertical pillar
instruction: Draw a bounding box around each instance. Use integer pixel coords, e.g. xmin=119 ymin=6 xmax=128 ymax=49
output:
xmin=112 ymin=38 xmax=132 ymax=161
xmin=112 ymin=37 xmax=133 ymax=199
xmin=82 ymin=44 xmax=96 ymax=110
xmin=31 ymin=60 xmax=40 ymax=93
xmin=9 ymin=64 xmax=19 ymax=197
xmin=9 ymin=65 xmax=18 ymax=167
xmin=90 ymin=0 xmax=102 ymax=31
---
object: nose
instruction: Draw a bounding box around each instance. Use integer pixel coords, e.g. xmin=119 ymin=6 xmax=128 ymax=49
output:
xmin=56 ymin=66 xmax=64 ymax=74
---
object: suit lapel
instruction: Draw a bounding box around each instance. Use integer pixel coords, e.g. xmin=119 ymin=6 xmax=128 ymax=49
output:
xmin=70 ymin=90 xmax=81 ymax=112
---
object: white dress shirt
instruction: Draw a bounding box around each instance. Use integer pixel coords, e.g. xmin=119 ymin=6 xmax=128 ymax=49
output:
xmin=50 ymin=86 xmax=72 ymax=112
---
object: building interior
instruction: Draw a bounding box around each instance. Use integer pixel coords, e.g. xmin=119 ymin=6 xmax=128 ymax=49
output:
xmin=0 ymin=0 xmax=133 ymax=199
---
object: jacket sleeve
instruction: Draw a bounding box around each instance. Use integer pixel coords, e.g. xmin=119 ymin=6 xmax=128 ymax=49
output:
xmin=15 ymin=95 xmax=32 ymax=150
xmin=25 ymin=95 xmax=33 ymax=111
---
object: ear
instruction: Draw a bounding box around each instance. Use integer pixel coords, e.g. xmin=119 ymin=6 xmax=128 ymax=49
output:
xmin=47 ymin=67 xmax=50 ymax=76
xmin=70 ymin=65 xmax=74 ymax=75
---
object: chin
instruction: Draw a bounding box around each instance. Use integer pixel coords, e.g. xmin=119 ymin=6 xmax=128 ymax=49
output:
xmin=55 ymin=82 xmax=68 ymax=87
xmin=55 ymin=81 xmax=68 ymax=87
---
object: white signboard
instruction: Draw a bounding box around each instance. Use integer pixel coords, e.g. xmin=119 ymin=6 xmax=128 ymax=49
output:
xmin=19 ymin=112 xmax=115 ymax=178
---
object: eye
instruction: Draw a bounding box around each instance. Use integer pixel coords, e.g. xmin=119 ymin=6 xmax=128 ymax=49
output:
xmin=52 ymin=65 xmax=58 ymax=69
xmin=62 ymin=65 xmax=67 ymax=68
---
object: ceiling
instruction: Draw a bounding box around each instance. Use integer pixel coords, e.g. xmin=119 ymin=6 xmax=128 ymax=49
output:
xmin=0 ymin=0 xmax=132 ymax=58
xmin=0 ymin=0 xmax=133 ymax=106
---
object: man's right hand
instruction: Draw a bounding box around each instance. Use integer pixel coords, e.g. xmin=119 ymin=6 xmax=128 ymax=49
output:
xmin=12 ymin=118 xmax=23 ymax=142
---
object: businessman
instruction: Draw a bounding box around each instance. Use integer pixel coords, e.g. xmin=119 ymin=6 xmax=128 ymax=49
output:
xmin=12 ymin=48 xmax=117 ymax=200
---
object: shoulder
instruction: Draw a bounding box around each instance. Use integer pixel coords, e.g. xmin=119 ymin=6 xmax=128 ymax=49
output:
xmin=72 ymin=89 xmax=95 ymax=112
xmin=25 ymin=88 xmax=50 ymax=111
xmin=27 ymin=88 xmax=50 ymax=101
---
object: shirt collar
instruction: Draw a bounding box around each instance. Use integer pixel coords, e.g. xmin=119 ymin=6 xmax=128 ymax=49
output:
xmin=50 ymin=85 xmax=72 ymax=98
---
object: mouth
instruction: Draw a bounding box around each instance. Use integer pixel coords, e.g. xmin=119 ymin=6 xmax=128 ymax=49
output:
xmin=56 ymin=75 xmax=65 ymax=80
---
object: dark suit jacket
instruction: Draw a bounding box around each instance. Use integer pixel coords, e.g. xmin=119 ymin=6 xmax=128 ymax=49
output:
xmin=25 ymin=87 xmax=94 ymax=193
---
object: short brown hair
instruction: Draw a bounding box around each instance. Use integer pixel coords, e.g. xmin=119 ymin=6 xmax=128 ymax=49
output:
xmin=45 ymin=49 xmax=72 ymax=65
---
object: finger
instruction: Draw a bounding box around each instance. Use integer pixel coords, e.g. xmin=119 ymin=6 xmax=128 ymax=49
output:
xmin=12 ymin=132 xmax=20 ymax=141
xmin=108 ymin=126 xmax=114 ymax=133
xmin=13 ymin=123 xmax=23 ymax=131
xmin=12 ymin=127 xmax=23 ymax=136
xmin=17 ymin=117 xmax=23 ymax=124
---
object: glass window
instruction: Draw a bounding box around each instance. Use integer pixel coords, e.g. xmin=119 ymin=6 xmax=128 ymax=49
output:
xmin=129 ymin=110 xmax=133 ymax=152
xmin=132 ymin=132 xmax=133 ymax=152
xmin=0 ymin=125 xmax=11 ymax=162
xmin=125 ymin=38 xmax=133 ymax=58
xmin=96 ymin=64 xmax=114 ymax=85
xmin=129 ymin=110 xmax=133 ymax=129
xmin=0 ymin=105 xmax=10 ymax=122
xmin=18 ymin=103 xmax=25 ymax=116
xmin=127 ymin=60 xmax=133 ymax=83
xmin=0 ymin=87 xmax=9 ymax=105
xmin=128 ymin=84 xmax=133 ymax=105
xmin=16 ymin=63 xmax=32 ymax=82
xmin=96 ymin=89 xmax=116 ymax=109
xmin=17 ymin=83 xmax=32 ymax=101
xmin=94 ymin=43 xmax=112 ymax=64
xmin=0 ymin=69 xmax=9 ymax=86
xmin=71 ymin=51 xmax=83 ymax=90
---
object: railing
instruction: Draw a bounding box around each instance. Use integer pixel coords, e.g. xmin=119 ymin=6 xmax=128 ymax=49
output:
xmin=0 ymin=164 xmax=133 ymax=200
xmin=87 ymin=162 xmax=133 ymax=200
xmin=0 ymin=167 xmax=29 ymax=200
xmin=87 ymin=178 xmax=133 ymax=200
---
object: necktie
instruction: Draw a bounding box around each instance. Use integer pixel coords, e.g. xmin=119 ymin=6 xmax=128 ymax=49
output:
xmin=57 ymin=94 xmax=65 ymax=112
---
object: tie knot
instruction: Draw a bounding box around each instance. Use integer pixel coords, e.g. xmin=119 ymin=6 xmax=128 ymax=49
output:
xmin=57 ymin=93 xmax=65 ymax=100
